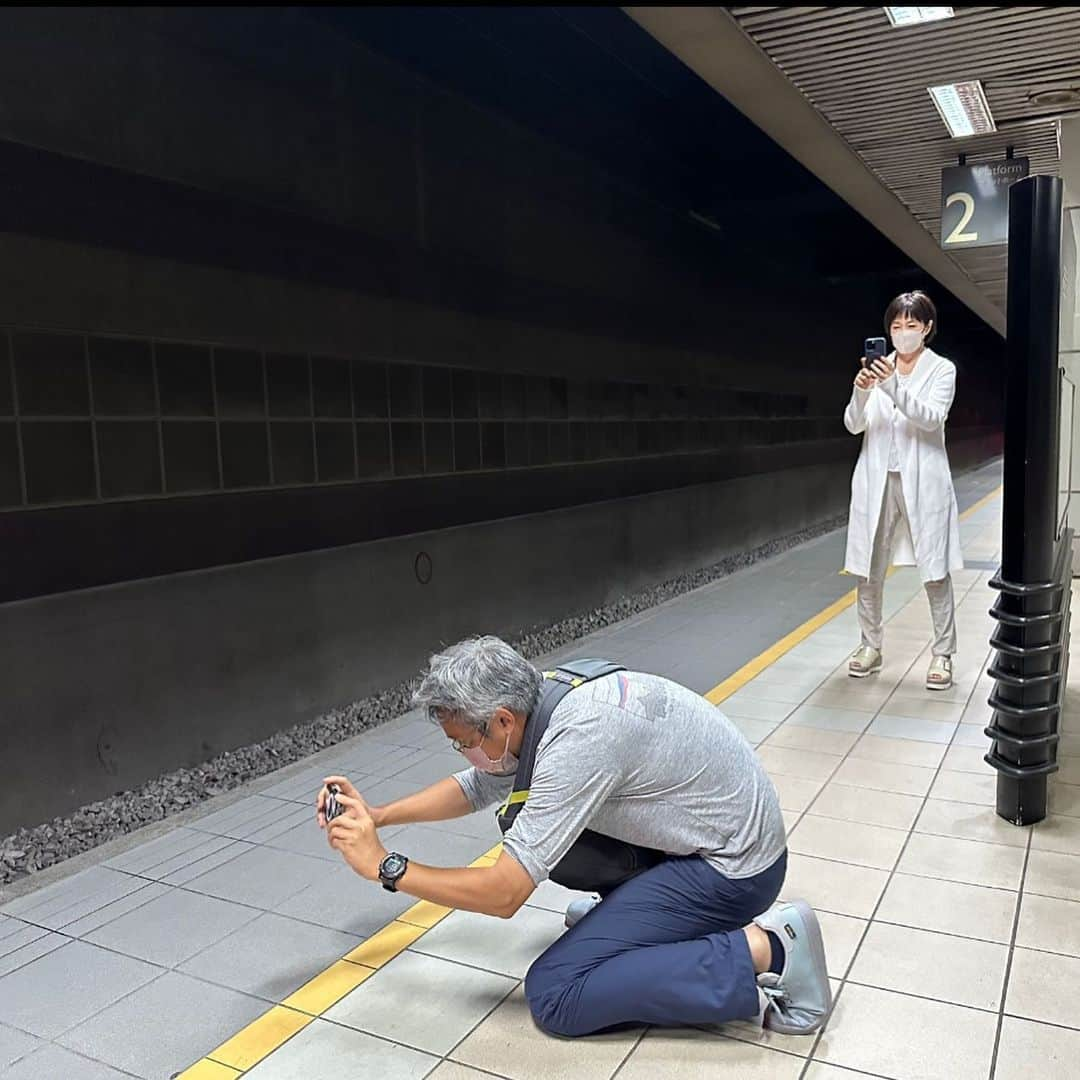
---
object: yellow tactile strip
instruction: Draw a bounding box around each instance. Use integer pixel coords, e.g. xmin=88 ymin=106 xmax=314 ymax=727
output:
xmin=707 ymin=484 xmax=1001 ymax=706
xmin=176 ymin=843 xmax=503 ymax=1078
xmin=178 ymin=482 xmax=1001 ymax=1076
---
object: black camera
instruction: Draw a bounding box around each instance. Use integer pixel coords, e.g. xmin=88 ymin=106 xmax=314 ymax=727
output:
xmin=325 ymin=783 xmax=345 ymax=822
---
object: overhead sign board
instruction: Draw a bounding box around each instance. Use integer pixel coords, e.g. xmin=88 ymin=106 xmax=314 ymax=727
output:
xmin=940 ymin=158 xmax=1030 ymax=249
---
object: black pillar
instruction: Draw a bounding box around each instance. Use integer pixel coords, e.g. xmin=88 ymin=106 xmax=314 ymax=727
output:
xmin=986 ymin=174 xmax=1071 ymax=826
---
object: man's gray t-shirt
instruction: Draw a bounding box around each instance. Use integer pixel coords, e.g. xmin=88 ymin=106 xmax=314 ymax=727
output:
xmin=454 ymin=670 xmax=786 ymax=886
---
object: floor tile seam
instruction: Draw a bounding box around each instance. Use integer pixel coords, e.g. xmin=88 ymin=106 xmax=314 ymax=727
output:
xmin=0 ymin=920 xmax=51 ymax=954
xmin=33 ymin=962 xmax=178 ymax=1045
xmin=27 ymin=874 xmax=227 ymax=940
xmin=864 ymin=914 xmax=1018 ymax=949
xmin=125 ymin=867 xmax=402 ymax=939
xmin=606 ymin=1025 xmax=651 ymax=1080
xmin=0 ymin=922 xmax=185 ymax=988
xmin=1 ymin=872 xmax=164 ymax=928
xmin=403 ymin=941 xmax=543 ymax=984
xmin=101 ymin=830 xmax=240 ymax=878
xmin=176 ymin=846 xmax=505 ymax=1076
xmin=798 ymin=980 xmax=849 ymax=1079
xmin=791 ymin=812 xmax=914 ymax=838
xmin=69 ymin=477 xmax=1003 ymax=1074
xmin=9 ymin=1043 xmax=146 ymax=1080
xmin=798 ymin=1056 xmax=895 ymax=1080
xmin=29 ymin=1038 xmax=148 ymax=1079
xmin=773 ymin=588 xmax=964 ymax=819
xmin=438 ymin=1058 xmax=512 ymax=1080
xmin=840 ymin=974 xmax=1007 ymax=1017
xmin=0 ymin=936 xmax=73 ymax=983
xmin=703 ymin=1026 xmax=815 ymax=1066
xmin=988 ymin=830 xmax=1034 ymax=1080
xmin=81 ymin=901 xmax=283 ymax=983
xmin=438 ymin=995 xmax=534 ymax=1078
xmin=791 ymin=632 xmax=925 ymax=824
xmin=801 ymin=682 xmax=1002 ymax=1069
xmin=303 ymin=975 xmax=518 ymax=1062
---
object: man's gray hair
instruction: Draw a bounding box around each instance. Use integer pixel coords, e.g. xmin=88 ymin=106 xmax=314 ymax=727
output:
xmin=413 ymin=636 xmax=542 ymax=731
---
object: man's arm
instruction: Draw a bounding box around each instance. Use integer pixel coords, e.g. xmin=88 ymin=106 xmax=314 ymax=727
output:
xmin=372 ymin=776 xmax=473 ymax=827
xmin=326 ymin=796 xmax=535 ymax=918
xmin=394 ymin=852 xmax=535 ymax=919
xmin=319 ymin=769 xmax=509 ymax=828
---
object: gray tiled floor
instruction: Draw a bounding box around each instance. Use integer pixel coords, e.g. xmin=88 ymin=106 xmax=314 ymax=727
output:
xmin=83 ymin=887 xmax=259 ymax=967
xmin=242 ymin=1019 xmax=439 ymax=1080
xmin=56 ymin=971 xmax=268 ymax=1080
xmin=177 ymin=911 xmax=364 ymax=1001
xmin=1 ymin=1044 xmax=133 ymax=1080
xmin=0 ymin=939 xmax=161 ymax=1039
xmin=1 ymin=460 xmax=1044 ymax=1080
xmin=324 ymin=951 xmax=517 ymax=1055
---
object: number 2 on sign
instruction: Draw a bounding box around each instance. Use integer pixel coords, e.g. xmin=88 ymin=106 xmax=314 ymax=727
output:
xmin=944 ymin=191 xmax=978 ymax=244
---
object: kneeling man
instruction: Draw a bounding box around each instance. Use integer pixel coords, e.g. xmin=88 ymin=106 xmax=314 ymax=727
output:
xmin=318 ymin=636 xmax=829 ymax=1037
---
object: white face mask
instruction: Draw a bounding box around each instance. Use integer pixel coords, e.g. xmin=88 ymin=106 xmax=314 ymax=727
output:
xmin=891 ymin=328 xmax=924 ymax=355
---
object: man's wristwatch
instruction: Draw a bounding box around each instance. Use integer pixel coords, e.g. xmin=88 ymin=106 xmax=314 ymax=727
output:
xmin=378 ymin=852 xmax=409 ymax=892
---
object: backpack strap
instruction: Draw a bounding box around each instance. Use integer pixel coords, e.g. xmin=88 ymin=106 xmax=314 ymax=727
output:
xmin=496 ymin=659 xmax=624 ymax=830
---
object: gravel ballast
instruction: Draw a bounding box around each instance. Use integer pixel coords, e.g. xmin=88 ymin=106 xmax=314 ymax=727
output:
xmin=0 ymin=513 xmax=847 ymax=887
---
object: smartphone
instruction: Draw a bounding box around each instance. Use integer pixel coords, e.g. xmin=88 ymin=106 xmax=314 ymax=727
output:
xmin=325 ymin=783 xmax=344 ymax=822
xmin=864 ymin=337 xmax=887 ymax=364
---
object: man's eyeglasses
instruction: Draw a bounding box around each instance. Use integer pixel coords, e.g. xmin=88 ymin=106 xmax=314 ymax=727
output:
xmin=427 ymin=706 xmax=489 ymax=753
xmin=450 ymin=725 xmax=487 ymax=753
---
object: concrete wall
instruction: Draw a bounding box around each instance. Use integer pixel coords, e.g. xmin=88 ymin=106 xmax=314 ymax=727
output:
xmin=0 ymin=9 xmax=1006 ymax=831
xmin=0 ymin=430 xmax=1000 ymax=833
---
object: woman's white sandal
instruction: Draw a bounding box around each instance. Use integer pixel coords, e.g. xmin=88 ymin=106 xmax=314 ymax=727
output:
xmin=926 ymin=655 xmax=953 ymax=690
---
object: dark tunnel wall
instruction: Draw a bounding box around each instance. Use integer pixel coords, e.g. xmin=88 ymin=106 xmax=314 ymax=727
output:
xmin=0 ymin=8 xmax=1004 ymax=830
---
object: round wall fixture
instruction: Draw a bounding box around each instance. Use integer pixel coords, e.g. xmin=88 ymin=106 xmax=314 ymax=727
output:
xmin=1028 ymin=87 xmax=1080 ymax=108
xmin=414 ymin=551 xmax=433 ymax=585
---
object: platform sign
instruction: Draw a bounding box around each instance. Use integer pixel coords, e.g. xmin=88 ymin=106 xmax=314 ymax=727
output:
xmin=940 ymin=158 xmax=1029 ymax=249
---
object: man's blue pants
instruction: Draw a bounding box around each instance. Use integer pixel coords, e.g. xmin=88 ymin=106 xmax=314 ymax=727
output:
xmin=524 ymin=851 xmax=787 ymax=1037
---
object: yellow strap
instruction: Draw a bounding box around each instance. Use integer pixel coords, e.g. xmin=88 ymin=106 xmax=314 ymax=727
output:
xmin=498 ymin=789 xmax=530 ymax=815
xmin=542 ymin=670 xmax=586 ymax=687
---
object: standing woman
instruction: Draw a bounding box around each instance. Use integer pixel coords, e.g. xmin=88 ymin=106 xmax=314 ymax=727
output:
xmin=843 ymin=290 xmax=963 ymax=689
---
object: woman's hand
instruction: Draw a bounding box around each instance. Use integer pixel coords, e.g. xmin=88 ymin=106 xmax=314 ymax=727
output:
xmin=869 ymin=356 xmax=896 ymax=382
xmin=854 ymin=365 xmax=877 ymax=391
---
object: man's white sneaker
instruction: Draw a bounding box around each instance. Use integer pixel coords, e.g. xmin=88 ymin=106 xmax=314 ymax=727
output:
xmin=564 ymin=895 xmax=602 ymax=929
xmin=753 ymin=899 xmax=832 ymax=1035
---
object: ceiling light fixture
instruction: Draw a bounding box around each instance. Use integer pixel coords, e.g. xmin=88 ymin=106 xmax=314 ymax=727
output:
xmin=884 ymin=7 xmax=954 ymax=27
xmin=929 ymin=80 xmax=996 ymax=138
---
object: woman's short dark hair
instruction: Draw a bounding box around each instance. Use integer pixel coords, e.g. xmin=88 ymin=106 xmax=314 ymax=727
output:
xmin=884 ymin=290 xmax=937 ymax=344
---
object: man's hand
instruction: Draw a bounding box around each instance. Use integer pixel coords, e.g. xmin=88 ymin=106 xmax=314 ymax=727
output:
xmin=326 ymin=794 xmax=387 ymax=880
xmin=316 ymin=776 xmax=376 ymax=829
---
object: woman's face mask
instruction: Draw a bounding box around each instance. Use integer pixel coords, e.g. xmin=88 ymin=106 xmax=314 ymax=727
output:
xmin=460 ymin=727 xmax=519 ymax=775
xmin=891 ymin=325 xmax=927 ymax=355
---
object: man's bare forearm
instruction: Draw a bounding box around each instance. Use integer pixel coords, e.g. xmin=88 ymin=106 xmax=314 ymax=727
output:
xmin=373 ymin=776 xmax=473 ymax=827
xmin=395 ymin=855 xmax=534 ymax=918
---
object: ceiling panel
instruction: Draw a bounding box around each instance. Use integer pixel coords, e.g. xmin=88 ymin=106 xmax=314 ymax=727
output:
xmin=729 ymin=5 xmax=1080 ymax=312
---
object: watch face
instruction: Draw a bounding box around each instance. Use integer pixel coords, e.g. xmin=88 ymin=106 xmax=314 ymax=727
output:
xmin=383 ymin=854 xmax=407 ymax=877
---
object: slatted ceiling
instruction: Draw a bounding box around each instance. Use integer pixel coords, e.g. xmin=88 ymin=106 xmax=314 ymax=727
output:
xmin=729 ymin=5 xmax=1080 ymax=314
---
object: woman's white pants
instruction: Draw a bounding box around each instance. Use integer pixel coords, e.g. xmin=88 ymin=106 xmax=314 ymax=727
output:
xmin=856 ymin=472 xmax=957 ymax=657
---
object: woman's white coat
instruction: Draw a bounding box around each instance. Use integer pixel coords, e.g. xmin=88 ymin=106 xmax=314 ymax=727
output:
xmin=843 ymin=347 xmax=963 ymax=583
